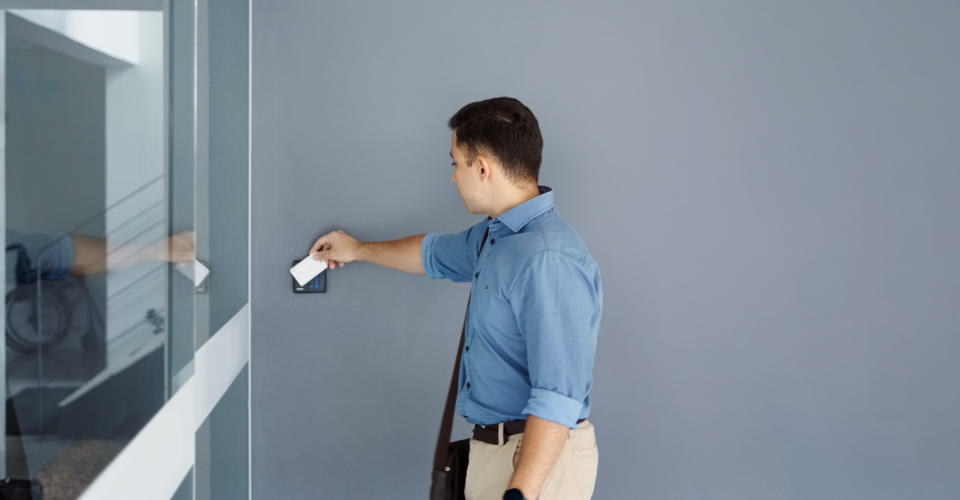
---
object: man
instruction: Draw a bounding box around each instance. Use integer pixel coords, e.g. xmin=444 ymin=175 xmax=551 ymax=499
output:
xmin=310 ymin=97 xmax=602 ymax=500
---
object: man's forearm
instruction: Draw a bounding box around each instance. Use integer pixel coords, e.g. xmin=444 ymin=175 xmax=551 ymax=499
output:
xmin=357 ymin=234 xmax=426 ymax=275
xmin=507 ymin=415 xmax=569 ymax=500
xmin=70 ymin=233 xmax=165 ymax=276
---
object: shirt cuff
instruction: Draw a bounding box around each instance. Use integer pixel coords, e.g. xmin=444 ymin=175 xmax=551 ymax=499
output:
xmin=420 ymin=232 xmax=443 ymax=279
xmin=521 ymin=388 xmax=584 ymax=429
xmin=40 ymin=232 xmax=74 ymax=280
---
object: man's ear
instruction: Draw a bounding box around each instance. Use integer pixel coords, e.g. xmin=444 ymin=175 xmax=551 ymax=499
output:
xmin=475 ymin=154 xmax=492 ymax=181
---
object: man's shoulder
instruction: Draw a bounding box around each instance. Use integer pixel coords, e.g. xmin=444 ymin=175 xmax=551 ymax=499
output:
xmin=498 ymin=212 xmax=595 ymax=282
xmin=509 ymin=210 xmax=592 ymax=264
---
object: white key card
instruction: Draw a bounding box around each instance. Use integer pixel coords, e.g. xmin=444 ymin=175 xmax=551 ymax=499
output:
xmin=175 ymin=259 xmax=211 ymax=287
xmin=290 ymin=252 xmax=328 ymax=286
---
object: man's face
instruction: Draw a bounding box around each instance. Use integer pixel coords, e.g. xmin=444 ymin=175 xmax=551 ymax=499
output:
xmin=450 ymin=132 xmax=482 ymax=213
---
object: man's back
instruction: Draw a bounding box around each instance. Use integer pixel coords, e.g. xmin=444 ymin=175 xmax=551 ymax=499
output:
xmin=422 ymin=186 xmax=602 ymax=429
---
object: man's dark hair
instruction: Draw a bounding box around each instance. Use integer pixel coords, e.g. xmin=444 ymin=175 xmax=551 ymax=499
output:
xmin=448 ymin=97 xmax=543 ymax=184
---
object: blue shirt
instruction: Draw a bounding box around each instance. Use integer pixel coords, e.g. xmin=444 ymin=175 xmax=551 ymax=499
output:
xmin=421 ymin=186 xmax=602 ymax=428
xmin=5 ymin=229 xmax=75 ymax=291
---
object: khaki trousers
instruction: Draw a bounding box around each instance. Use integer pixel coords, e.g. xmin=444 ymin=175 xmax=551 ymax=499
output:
xmin=464 ymin=419 xmax=598 ymax=500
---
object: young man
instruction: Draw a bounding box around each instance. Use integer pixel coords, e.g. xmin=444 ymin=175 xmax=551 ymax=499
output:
xmin=310 ymin=97 xmax=602 ymax=500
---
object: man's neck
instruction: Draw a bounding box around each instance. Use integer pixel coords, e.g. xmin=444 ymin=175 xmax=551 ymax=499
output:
xmin=487 ymin=184 xmax=541 ymax=219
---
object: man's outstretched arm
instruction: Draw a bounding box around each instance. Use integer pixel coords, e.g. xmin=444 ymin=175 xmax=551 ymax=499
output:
xmin=70 ymin=230 xmax=195 ymax=276
xmin=311 ymin=229 xmax=425 ymax=275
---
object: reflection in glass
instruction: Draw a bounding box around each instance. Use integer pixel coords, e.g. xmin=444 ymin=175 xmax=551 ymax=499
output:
xmin=2 ymin=1 xmax=249 ymax=497
xmin=2 ymin=8 xmax=191 ymax=496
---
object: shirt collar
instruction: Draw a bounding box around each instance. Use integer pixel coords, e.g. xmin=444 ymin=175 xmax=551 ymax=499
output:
xmin=489 ymin=185 xmax=554 ymax=233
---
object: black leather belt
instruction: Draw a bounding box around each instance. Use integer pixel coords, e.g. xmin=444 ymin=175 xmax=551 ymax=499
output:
xmin=472 ymin=418 xmax=586 ymax=445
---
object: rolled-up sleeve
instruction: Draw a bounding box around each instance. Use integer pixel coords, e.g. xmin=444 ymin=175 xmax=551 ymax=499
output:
xmin=421 ymin=221 xmax=487 ymax=282
xmin=40 ymin=232 xmax=75 ymax=280
xmin=6 ymin=229 xmax=75 ymax=283
xmin=509 ymin=250 xmax=602 ymax=428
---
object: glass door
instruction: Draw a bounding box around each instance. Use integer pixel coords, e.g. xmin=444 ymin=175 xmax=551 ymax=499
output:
xmin=1 ymin=1 xmax=250 ymax=498
xmin=2 ymin=6 xmax=175 ymax=498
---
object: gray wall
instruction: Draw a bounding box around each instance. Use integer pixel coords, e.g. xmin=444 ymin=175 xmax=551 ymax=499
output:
xmin=251 ymin=1 xmax=960 ymax=499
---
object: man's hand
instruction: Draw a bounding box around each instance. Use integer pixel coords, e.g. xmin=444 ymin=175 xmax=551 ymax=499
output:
xmin=310 ymin=229 xmax=363 ymax=269
xmin=164 ymin=230 xmax=196 ymax=264
xmin=309 ymin=230 xmax=425 ymax=274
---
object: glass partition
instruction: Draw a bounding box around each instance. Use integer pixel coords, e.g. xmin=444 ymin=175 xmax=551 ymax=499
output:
xmin=3 ymin=8 xmax=177 ymax=494
xmin=1 ymin=2 xmax=250 ymax=498
xmin=169 ymin=0 xmax=198 ymax=393
xmin=204 ymin=0 xmax=250 ymax=342
xmin=194 ymin=0 xmax=250 ymax=497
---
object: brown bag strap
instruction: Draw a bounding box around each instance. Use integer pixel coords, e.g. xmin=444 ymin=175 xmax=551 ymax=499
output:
xmin=432 ymin=227 xmax=489 ymax=472
xmin=431 ymin=304 xmax=469 ymax=472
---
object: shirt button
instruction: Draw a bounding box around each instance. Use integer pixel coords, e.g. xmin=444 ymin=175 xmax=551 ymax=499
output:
xmin=466 ymin=383 xmax=471 ymax=389
xmin=474 ymin=272 xmax=479 ymax=279
xmin=465 ymin=345 xmax=469 ymax=351
xmin=490 ymin=239 xmax=495 ymax=245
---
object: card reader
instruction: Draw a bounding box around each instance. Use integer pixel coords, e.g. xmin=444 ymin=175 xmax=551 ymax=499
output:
xmin=291 ymin=258 xmax=327 ymax=293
